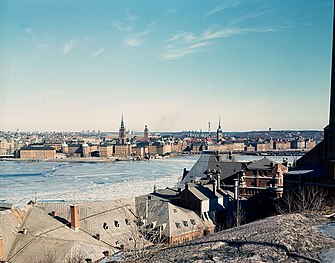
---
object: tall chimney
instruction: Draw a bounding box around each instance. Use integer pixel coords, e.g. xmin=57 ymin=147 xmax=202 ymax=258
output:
xmin=217 ymin=173 xmax=221 ymax=190
xmin=328 ymin=2 xmax=335 ymax=179
xmin=212 ymin=179 xmax=217 ymax=195
xmin=234 ymin=179 xmax=239 ymax=201
xmin=0 ymin=236 xmax=4 ymax=261
xmin=70 ymin=204 xmax=80 ymax=231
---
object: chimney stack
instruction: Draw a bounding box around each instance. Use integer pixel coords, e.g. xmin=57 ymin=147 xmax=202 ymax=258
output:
xmin=212 ymin=179 xmax=217 ymax=195
xmin=70 ymin=204 xmax=80 ymax=231
xmin=234 ymin=179 xmax=239 ymax=201
xmin=328 ymin=2 xmax=335 ymax=179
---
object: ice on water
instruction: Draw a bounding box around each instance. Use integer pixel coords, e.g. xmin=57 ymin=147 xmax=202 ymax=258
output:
xmin=0 ymin=155 xmax=297 ymax=207
xmin=0 ymin=156 xmax=198 ymax=206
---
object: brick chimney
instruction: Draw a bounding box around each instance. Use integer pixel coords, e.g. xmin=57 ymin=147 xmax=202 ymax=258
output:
xmin=0 ymin=236 xmax=4 ymax=261
xmin=70 ymin=204 xmax=80 ymax=231
xmin=328 ymin=2 xmax=335 ymax=179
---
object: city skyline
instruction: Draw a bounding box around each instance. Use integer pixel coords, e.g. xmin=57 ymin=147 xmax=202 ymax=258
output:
xmin=1 ymin=0 xmax=333 ymax=132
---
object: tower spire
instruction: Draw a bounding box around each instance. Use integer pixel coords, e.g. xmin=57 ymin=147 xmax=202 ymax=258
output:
xmin=119 ymin=113 xmax=126 ymax=144
xmin=216 ymin=117 xmax=223 ymax=141
xmin=120 ymin=113 xmax=124 ymax=129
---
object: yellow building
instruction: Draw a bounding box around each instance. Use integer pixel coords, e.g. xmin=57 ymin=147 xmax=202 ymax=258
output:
xmin=99 ymin=144 xmax=114 ymax=158
xmin=19 ymin=145 xmax=56 ymax=159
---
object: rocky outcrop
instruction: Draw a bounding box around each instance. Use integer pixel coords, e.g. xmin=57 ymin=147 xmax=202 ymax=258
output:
xmin=149 ymin=213 xmax=335 ymax=262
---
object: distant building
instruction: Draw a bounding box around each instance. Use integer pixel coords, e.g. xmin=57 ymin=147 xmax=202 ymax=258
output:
xmin=114 ymin=144 xmax=132 ymax=157
xmin=256 ymin=142 xmax=272 ymax=152
xmin=273 ymin=140 xmax=291 ymax=151
xmin=19 ymin=144 xmax=55 ymax=159
xmin=61 ymin=141 xmax=69 ymax=154
xmin=99 ymin=144 xmax=114 ymax=158
xmin=81 ymin=142 xmax=90 ymax=157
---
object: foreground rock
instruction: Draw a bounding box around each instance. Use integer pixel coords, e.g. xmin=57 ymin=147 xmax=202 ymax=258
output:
xmin=148 ymin=213 xmax=335 ymax=263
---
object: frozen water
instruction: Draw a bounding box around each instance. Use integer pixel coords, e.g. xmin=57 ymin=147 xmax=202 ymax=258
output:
xmin=0 ymin=156 xmax=198 ymax=206
xmin=0 ymin=154 xmax=297 ymax=207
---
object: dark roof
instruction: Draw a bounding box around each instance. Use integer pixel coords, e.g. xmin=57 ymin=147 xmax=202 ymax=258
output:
xmin=181 ymin=153 xmax=243 ymax=184
xmin=247 ymin=157 xmax=276 ymax=171
xmin=67 ymin=144 xmax=81 ymax=147
xmin=20 ymin=145 xmax=55 ymax=151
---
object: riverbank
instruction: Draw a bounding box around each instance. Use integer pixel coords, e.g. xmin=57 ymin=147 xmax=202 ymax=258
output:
xmin=0 ymin=154 xmax=173 ymax=163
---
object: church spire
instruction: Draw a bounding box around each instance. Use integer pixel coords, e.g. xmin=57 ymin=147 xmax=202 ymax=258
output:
xmin=120 ymin=113 xmax=125 ymax=129
xmin=217 ymin=117 xmax=223 ymax=141
xmin=119 ymin=113 xmax=126 ymax=144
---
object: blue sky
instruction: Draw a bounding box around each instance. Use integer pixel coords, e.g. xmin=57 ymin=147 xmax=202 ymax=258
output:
xmin=0 ymin=0 xmax=333 ymax=132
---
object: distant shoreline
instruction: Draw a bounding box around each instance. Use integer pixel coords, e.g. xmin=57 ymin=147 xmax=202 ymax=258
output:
xmin=0 ymin=155 xmax=173 ymax=163
xmin=0 ymin=157 xmax=120 ymax=163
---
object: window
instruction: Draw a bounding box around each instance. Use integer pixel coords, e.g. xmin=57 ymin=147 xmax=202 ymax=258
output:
xmin=103 ymin=222 xmax=108 ymax=229
xmin=125 ymin=218 xmax=130 ymax=225
xmin=114 ymin=220 xmax=120 ymax=227
xmin=175 ymin=222 xmax=181 ymax=228
xmin=183 ymin=221 xmax=189 ymax=227
xmin=190 ymin=219 xmax=196 ymax=225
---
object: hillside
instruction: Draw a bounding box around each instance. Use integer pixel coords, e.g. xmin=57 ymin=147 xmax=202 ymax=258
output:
xmin=148 ymin=213 xmax=335 ymax=263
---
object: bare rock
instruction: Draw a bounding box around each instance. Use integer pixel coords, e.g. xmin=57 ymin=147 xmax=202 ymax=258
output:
xmin=148 ymin=213 xmax=335 ymax=263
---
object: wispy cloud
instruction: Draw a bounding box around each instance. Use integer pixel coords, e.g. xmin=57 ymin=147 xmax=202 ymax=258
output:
xmin=163 ymin=41 xmax=212 ymax=60
xmin=63 ymin=40 xmax=75 ymax=55
xmin=125 ymin=22 xmax=156 ymax=47
xmin=229 ymin=9 xmax=274 ymax=26
xmin=205 ymin=5 xmax=226 ymax=16
xmin=126 ymin=37 xmax=143 ymax=47
xmin=163 ymin=24 xmax=277 ymax=60
xmin=167 ymin=7 xmax=178 ymax=14
xmin=24 ymin=27 xmax=35 ymax=37
xmin=91 ymin=48 xmax=104 ymax=58
xmin=124 ymin=10 xmax=137 ymax=21
xmin=112 ymin=21 xmax=132 ymax=32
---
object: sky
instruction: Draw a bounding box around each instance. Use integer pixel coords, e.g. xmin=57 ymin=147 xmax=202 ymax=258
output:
xmin=0 ymin=0 xmax=333 ymax=132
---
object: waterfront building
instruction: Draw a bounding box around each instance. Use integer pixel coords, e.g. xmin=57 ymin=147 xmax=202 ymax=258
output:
xmin=19 ymin=144 xmax=55 ymax=159
xmin=256 ymin=142 xmax=272 ymax=152
xmin=291 ymin=137 xmax=306 ymax=150
xmin=61 ymin=141 xmax=68 ymax=154
xmin=305 ymin=138 xmax=317 ymax=150
xmin=273 ymin=140 xmax=291 ymax=151
xmin=81 ymin=142 xmax=90 ymax=157
xmin=114 ymin=144 xmax=132 ymax=157
xmin=99 ymin=144 xmax=114 ymax=158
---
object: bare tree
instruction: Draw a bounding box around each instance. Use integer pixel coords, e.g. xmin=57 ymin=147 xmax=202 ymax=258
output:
xmin=276 ymin=185 xmax=328 ymax=215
